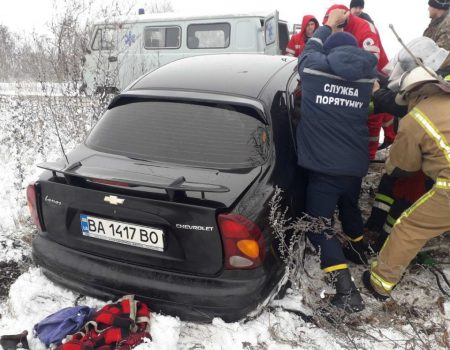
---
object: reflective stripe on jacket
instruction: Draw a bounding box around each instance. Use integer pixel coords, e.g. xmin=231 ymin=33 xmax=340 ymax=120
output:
xmin=297 ymin=26 xmax=377 ymax=177
xmin=386 ymin=94 xmax=450 ymax=181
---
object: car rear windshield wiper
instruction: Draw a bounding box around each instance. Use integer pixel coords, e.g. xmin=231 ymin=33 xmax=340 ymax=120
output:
xmin=38 ymin=161 xmax=230 ymax=200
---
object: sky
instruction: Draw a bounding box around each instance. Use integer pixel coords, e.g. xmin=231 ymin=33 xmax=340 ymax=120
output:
xmin=0 ymin=0 xmax=431 ymax=60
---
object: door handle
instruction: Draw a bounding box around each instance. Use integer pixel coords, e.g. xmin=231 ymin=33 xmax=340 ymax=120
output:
xmin=108 ymin=56 xmax=118 ymax=62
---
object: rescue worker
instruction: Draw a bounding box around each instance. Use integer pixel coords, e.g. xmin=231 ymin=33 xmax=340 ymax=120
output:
xmin=349 ymin=0 xmax=374 ymax=24
xmin=297 ymin=8 xmax=378 ymax=312
xmin=370 ymin=36 xmax=450 ymax=121
xmin=285 ymin=15 xmax=319 ymax=57
xmin=323 ymin=4 xmax=388 ymax=71
xmin=366 ymin=37 xmax=450 ymax=252
xmin=323 ymin=4 xmax=394 ymax=163
xmin=363 ymin=66 xmax=450 ymax=299
xmin=424 ymin=0 xmax=450 ymax=51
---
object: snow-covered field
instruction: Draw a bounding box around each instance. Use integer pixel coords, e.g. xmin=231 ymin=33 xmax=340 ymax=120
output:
xmin=1 ymin=94 xmax=449 ymax=350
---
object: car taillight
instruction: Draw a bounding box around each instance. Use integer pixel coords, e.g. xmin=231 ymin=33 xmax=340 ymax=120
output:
xmin=26 ymin=183 xmax=42 ymax=231
xmin=218 ymin=213 xmax=265 ymax=269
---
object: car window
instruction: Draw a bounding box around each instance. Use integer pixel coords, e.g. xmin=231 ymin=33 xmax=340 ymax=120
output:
xmin=86 ymin=101 xmax=269 ymax=169
xmin=187 ymin=23 xmax=230 ymax=49
xmin=278 ymin=23 xmax=289 ymax=52
xmin=144 ymin=26 xmax=181 ymax=49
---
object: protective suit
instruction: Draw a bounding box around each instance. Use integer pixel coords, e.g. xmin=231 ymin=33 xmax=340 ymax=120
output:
xmin=364 ymin=67 xmax=450 ymax=298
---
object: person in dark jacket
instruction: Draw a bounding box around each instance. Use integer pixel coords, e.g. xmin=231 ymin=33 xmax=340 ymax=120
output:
xmin=424 ymin=0 xmax=450 ymax=50
xmin=349 ymin=0 xmax=374 ymax=24
xmin=297 ymin=8 xmax=377 ymax=313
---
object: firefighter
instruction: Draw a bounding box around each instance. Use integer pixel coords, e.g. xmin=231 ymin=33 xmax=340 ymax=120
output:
xmin=286 ymin=15 xmax=319 ymax=57
xmin=366 ymin=37 xmax=450 ymax=252
xmin=363 ymin=66 xmax=450 ymax=299
xmin=297 ymin=8 xmax=377 ymax=312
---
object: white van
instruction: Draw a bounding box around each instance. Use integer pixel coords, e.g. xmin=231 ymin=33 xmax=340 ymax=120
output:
xmin=82 ymin=11 xmax=290 ymax=93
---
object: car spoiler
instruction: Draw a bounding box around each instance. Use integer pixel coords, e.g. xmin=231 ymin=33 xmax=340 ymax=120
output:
xmin=38 ymin=161 xmax=230 ymax=200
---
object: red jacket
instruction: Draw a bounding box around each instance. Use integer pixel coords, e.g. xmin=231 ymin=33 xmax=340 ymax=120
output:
xmin=285 ymin=15 xmax=319 ymax=57
xmin=324 ymin=5 xmax=389 ymax=72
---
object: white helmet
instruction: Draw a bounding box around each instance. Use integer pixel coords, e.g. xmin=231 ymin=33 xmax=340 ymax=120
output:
xmin=384 ymin=37 xmax=449 ymax=92
xmin=395 ymin=66 xmax=439 ymax=105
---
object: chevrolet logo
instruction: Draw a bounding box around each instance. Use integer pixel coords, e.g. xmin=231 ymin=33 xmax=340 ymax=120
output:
xmin=104 ymin=195 xmax=125 ymax=205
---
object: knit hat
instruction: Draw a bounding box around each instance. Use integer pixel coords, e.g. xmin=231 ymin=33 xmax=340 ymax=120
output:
xmin=323 ymin=32 xmax=358 ymax=52
xmin=350 ymin=0 xmax=365 ymax=8
xmin=428 ymin=0 xmax=450 ymax=10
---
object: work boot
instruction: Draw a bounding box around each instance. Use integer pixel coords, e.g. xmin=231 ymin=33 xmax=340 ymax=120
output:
xmin=330 ymin=269 xmax=365 ymax=313
xmin=342 ymin=240 xmax=368 ymax=265
xmin=378 ymin=139 xmax=393 ymax=150
xmin=362 ymin=270 xmax=390 ymax=301
xmin=0 ymin=330 xmax=29 ymax=350
xmin=369 ymin=231 xmax=389 ymax=255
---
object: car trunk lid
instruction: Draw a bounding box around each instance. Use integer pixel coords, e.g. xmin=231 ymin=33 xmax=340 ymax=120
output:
xmin=37 ymin=155 xmax=261 ymax=276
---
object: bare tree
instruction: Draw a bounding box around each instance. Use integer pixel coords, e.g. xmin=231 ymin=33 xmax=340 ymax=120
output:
xmin=145 ymin=0 xmax=174 ymax=13
xmin=0 ymin=25 xmax=17 ymax=81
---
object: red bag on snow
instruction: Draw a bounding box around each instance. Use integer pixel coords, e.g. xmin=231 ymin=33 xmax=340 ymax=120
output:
xmin=58 ymin=295 xmax=151 ymax=350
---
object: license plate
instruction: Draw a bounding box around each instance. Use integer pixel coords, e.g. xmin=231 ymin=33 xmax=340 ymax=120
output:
xmin=80 ymin=214 xmax=164 ymax=251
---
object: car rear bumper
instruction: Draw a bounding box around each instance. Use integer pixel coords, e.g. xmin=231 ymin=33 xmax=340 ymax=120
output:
xmin=32 ymin=233 xmax=285 ymax=322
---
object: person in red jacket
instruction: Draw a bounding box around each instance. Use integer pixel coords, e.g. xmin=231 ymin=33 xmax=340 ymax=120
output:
xmin=285 ymin=15 xmax=319 ymax=57
xmin=324 ymin=4 xmax=394 ymax=159
xmin=323 ymin=4 xmax=388 ymax=71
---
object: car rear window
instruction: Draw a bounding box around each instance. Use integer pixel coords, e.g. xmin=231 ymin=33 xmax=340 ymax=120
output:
xmin=86 ymin=101 xmax=269 ymax=169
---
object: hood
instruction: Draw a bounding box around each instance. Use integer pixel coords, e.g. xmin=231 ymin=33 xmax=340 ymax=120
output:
xmin=327 ymin=46 xmax=378 ymax=81
xmin=323 ymin=4 xmax=350 ymax=24
xmin=300 ymin=15 xmax=319 ymax=38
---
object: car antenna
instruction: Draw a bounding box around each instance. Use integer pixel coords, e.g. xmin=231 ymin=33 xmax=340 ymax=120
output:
xmin=50 ymin=111 xmax=69 ymax=165
xmin=389 ymin=24 xmax=450 ymax=88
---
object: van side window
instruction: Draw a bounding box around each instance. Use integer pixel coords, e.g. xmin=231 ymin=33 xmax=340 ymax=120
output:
xmin=187 ymin=23 xmax=231 ymax=49
xmin=91 ymin=28 xmax=116 ymax=51
xmin=144 ymin=26 xmax=181 ymax=49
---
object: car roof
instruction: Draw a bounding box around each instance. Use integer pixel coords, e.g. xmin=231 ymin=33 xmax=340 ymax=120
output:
xmin=128 ymin=54 xmax=296 ymax=99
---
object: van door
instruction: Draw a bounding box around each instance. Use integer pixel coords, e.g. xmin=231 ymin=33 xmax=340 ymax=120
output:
xmin=264 ymin=11 xmax=280 ymax=55
xmin=83 ymin=25 xmax=122 ymax=93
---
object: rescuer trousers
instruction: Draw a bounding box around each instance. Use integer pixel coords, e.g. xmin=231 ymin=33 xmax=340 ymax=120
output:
xmin=304 ymin=171 xmax=364 ymax=272
xmin=370 ymin=182 xmax=450 ymax=294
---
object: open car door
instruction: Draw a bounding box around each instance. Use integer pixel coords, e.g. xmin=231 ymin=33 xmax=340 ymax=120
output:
xmin=264 ymin=11 xmax=280 ymax=55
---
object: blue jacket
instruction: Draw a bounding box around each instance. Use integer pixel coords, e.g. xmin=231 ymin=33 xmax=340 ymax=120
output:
xmin=296 ymin=26 xmax=378 ymax=177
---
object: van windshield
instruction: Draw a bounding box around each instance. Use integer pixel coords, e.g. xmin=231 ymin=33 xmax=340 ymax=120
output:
xmin=86 ymin=101 xmax=269 ymax=169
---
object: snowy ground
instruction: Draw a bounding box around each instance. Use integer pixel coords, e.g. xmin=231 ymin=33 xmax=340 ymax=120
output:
xmin=1 ymin=94 xmax=450 ymax=350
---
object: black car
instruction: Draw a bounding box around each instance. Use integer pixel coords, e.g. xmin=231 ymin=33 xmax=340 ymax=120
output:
xmin=28 ymin=54 xmax=305 ymax=322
